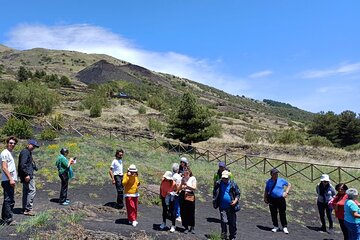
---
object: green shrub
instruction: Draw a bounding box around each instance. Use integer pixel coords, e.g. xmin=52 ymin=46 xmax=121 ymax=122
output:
xmin=40 ymin=128 xmax=58 ymax=140
xmin=1 ymin=117 xmax=33 ymax=139
xmin=0 ymin=80 xmax=17 ymax=104
xmin=50 ymin=113 xmax=64 ymax=130
xmin=13 ymin=105 xmax=37 ymax=119
xmin=307 ymin=135 xmax=333 ymax=148
xmin=245 ymin=130 xmax=261 ymax=143
xmin=148 ymin=118 xmax=166 ymax=133
xmin=90 ymin=103 xmax=102 ymax=118
xmin=147 ymin=96 xmax=163 ymax=111
xmin=344 ymin=142 xmax=360 ymax=151
xmin=138 ymin=105 xmax=146 ymax=114
xmin=13 ymin=82 xmax=59 ymax=115
xmin=275 ymin=129 xmax=307 ymax=145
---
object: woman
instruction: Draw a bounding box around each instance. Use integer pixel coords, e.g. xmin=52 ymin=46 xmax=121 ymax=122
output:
xmin=316 ymin=174 xmax=336 ymax=232
xmin=178 ymin=157 xmax=189 ymax=176
xmin=122 ymin=164 xmax=140 ymax=227
xmin=344 ymin=188 xmax=360 ymax=240
xmin=331 ymin=183 xmax=349 ymax=240
xmin=159 ymin=171 xmax=176 ymax=232
xmin=171 ymin=163 xmax=182 ymax=222
xmin=179 ymin=167 xmax=197 ymax=234
xmin=55 ymin=148 xmax=74 ymax=206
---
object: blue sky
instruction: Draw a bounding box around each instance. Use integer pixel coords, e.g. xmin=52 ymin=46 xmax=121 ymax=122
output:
xmin=1 ymin=1 xmax=360 ymax=114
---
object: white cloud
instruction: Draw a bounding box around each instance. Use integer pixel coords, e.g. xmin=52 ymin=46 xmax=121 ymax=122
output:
xmin=317 ymin=85 xmax=352 ymax=93
xmin=4 ymin=23 xmax=249 ymax=94
xmin=248 ymin=70 xmax=273 ymax=78
xmin=299 ymin=62 xmax=360 ymax=79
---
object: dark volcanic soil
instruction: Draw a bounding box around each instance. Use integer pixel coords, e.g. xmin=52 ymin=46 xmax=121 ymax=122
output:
xmin=0 ymin=182 xmax=342 ymax=240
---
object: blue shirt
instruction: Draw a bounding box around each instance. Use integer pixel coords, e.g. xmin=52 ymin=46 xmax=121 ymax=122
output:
xmin=265 ymin=178 xmax=288 ymax=198
xmin=344 ymin=199 xmax=360 ymax=224
xmin=219 ymin=181 xmax=232 ymax=210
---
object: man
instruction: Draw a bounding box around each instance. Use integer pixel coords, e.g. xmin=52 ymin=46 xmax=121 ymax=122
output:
xmin=264 ymin=168 xmax=291 ymax=234
xmin=109 ymin=149 xmax=125 ymax=209
xmin=213 ymin=170 xmax=241 ymax=240
xmin=213 ymin=161 xmax=233 ymax=188
xmin=18 ymin=139 xmax=40 ymax=216
xmin=1 ymin=136 xmax=18 ymax=225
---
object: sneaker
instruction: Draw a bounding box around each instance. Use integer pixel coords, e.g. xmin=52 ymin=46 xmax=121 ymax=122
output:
xmin=189 ymin=227 xmax=195 ymax=234
xmin=60 ymin=201 xmax=69 ymax=206
xmin=176 ymin=216 xmax=182 ymax=222
xmin=283 ymin=227 xmax=289 ymax=234
xmin=132 ymin=221 xmax=138 ymax=227
xmin=271 ymin=227 xmax=279 ymax=232
xmin=170 ymin=226 xmax=176 ymax=233
xmin=159 ymin=222 xmax=166 ymax=230
xmin=24 ymin=210 xmax=36 ymax=216
xmin=65 ymin=199 xmax=70 ymax=203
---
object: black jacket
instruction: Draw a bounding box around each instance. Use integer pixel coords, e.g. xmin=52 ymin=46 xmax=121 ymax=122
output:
xmin=18 ymin=148 xmax=35 ymax=182
xmin=213 ymin=179 xmax=241 ymax=212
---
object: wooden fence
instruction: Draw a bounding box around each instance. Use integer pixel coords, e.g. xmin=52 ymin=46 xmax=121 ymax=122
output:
xmin=107 ymin=130 xmax=360 ymax=185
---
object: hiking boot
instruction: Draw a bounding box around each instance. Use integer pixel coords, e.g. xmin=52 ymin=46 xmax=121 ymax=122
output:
xmin=170 ymin=226 xmax=176 ymax=233
xmin=283 ymin=227 xmax=289 ymax=234
xmin=159 ymin=222 xmax=166 ymax=230
xmin=132 ymin=220 xmax=138 ymax=227
xmin=24 ymin=210 xmax=36 ymax=216
xmin=271 ymin=227 xmax=279 ymax=232
xmin=176 ymin=216 xmax=182 ymax=222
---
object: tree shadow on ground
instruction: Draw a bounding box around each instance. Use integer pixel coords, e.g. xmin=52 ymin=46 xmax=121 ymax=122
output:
xmin=206 ymin=217 xmax=221 ymax=223
xmin=306 ymin=226 xmax=323 ymax=232
xmin=256 ymin=225 xmax=273 ymax=231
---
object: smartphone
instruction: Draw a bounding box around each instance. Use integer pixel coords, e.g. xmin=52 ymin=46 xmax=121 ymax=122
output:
xmin=73 ymin=157 xmax=77 ymax=164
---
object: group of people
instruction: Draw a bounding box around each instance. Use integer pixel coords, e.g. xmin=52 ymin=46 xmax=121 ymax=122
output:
xmin=315 ymin=174 xmax=360 ymax=240
xmin=1 ymin=136 xmax=360 ymax=239
xmin=1 ymin=136 xmax=40 ymax=225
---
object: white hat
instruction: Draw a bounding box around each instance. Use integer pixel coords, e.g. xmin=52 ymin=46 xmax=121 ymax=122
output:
xmin=180 ymin=157 xmax=189 ymax=165
xmin=163 ymin=171 xmax=173 ymax=180
xmin=128 ymin=164 xmax=138 ymax=172
xmin=320 ymin=174 xmax=330 ymax=182
xmin=221 ymin=170 xmax=230 ymax=179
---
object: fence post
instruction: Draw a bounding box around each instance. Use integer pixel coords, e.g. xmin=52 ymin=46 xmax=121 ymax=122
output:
xmin=311 ymin=164 xmax=314 ymax=182
xmin=207 ymin=151 xmax=210 ymax=162
xmin=263 ymin=158 xmax=266 ymax=174
xmin=109 ymin=130 xmax=112 ymax=140
xmin=285 ymin=161 xmax=288 ymax=177
xmin=338 ymin=167 xmax=341 ymax=183
xmin=224 ymin=152 xmax=227 ymax=165
xmin=245 ymin=155 xmax=247 ymax=169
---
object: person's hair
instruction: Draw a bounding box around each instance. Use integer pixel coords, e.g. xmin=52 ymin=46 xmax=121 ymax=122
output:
xmin=172 ymin=163 xmax=179 ymax=173
xmin=183 ymin=167 xmax=193 ymax=177
xmin=6 ymin=136 xmax=18 ymax=144
xmin=346 ymin=188 xmax=359 ymax=200
xmin=115 ymin=149 xmax=124 ymax=157
xmin=60 ymin=148 xmax=69 ymax=155
xmin=335 ymin=183 xmax=348 ymax=192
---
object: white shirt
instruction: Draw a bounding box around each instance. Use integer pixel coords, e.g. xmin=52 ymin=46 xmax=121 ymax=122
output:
xmin=1 ymin=149 xmax=17 ymax=181
xmin=110 ymin=159 xmax=123 ymax=176
xmin=172 ymin=172 xmax=182 ymax=185
xmin=185 ymin=176 xmax=196 ymax=192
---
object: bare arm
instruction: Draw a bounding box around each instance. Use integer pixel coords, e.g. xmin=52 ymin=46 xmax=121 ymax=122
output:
xmin=283 ymin=183 xmax=291 ymax=198
xmin=109 ymin=168 xmax=115 ymax=184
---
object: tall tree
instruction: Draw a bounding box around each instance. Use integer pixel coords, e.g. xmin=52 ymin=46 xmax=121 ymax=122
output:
xmin=337 ymin=110 xmax=360 ymax=147
xmin=308 ymin=111 xmax=339 ymax=143
xmin=17 ymin=66 xmax=29 ymax=82
xmin=167 ymin=92 xmax=217 ymax=144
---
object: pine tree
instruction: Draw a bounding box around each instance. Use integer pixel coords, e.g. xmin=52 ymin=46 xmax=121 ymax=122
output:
xmin=167 ymin=92 xmax=217 ymax=144
xmin=17 ymin=66 xmax=29 ymax=82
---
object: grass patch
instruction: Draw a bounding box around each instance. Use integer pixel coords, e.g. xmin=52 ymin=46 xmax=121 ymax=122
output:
xmin=16 ymin=210 xmax=52 ymax=233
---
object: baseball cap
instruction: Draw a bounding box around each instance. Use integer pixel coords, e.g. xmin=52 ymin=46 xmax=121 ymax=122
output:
xmin=28 ymin=139 xmax=40 ymax=148
xmin=218 ymin=161 xmax=226 ymax=168
xmin=270 ymin=168 xmax=279 ymax=175
xmin=221 ymin=170 xmax=230 ymax=179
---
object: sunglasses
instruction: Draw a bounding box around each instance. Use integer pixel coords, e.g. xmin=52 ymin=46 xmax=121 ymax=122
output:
xmin=8 ymin=141 xmax=16 ymax=145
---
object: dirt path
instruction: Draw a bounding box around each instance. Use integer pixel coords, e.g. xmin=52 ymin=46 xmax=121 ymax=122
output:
xmin=0 ymin=182 xmax=342 ymax=240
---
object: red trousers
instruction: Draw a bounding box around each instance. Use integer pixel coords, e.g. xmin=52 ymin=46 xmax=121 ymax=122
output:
xmin=125 ymin=196 xmax=138 ymax=221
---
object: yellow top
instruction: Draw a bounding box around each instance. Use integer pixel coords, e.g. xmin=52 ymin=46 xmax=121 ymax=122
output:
xmin=122 ymin=173 xmax=140 ymax=195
